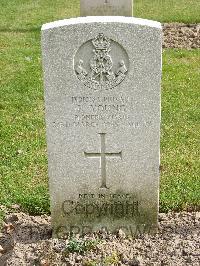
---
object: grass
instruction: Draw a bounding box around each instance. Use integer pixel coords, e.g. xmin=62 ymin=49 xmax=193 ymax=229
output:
xmin=135 ymin=0 xmax=200 ymax=23
xmin=0 ymin=29 xmax=49 ymax=214
xmin=0 ymin=1 xmax=200 ymax=216
xmin=0 ymin=0 xmax=199 ymax=31
xmin=0 ymin=0 xmax=79 ymax=32
xmin=160 ymin=49 xmax=200 ymax=212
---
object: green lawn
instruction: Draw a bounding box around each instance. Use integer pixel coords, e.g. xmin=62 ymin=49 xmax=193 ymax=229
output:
xmin=0 ymin=0 xmax=200 ymax=216
xmin=135 ymin=0 xmax=200 ymax=23
xmin=0 ymin=0 xmax=199 ymax=31
xmin=161 ymin=49 xmax=200 ymax=212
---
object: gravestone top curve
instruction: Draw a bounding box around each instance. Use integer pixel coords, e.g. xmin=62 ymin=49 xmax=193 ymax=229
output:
xmin=42 ymin=16 xmax=161 ymax=31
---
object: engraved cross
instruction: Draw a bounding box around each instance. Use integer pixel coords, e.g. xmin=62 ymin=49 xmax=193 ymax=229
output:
xmin=84 ymin=133 xmax=122 ymax=189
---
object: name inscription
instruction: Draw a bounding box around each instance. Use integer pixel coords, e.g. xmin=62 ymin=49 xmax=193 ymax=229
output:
xmin=52 ymin=95 xmax=153 ymax=129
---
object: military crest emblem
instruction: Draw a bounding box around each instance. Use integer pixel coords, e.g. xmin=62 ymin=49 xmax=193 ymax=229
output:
xmin=74 ymin=33 xmax=129 ymax=90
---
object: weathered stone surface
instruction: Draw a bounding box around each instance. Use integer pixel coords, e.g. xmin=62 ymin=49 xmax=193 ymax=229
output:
xmin=80 ymin=0 xmax=133 ymax=17
xmin=41 ymin=17 xmax=162 ymax=237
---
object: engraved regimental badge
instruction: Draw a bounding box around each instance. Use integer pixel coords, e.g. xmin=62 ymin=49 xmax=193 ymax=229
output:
xmin=74 ymin=33 xmax=129 ymax=90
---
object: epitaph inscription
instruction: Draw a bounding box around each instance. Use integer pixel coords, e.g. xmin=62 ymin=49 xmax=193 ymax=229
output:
xmin=84 ymin=133 xmax=122 ymax=188
xmin=74 ymin=33 xmax=129 ymax=90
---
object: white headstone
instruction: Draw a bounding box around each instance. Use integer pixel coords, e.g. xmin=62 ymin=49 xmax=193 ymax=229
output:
xmin=42 ymin=16 xmax=162 ymax=237
xmin=80 ymin=0 xmax=133 ymax=17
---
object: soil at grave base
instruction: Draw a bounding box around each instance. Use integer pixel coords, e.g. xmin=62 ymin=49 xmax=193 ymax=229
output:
xmin=0 ymin=212 xmax=199 ymax=266
xmin=162 ymin=23 xmax=200 ymax=49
